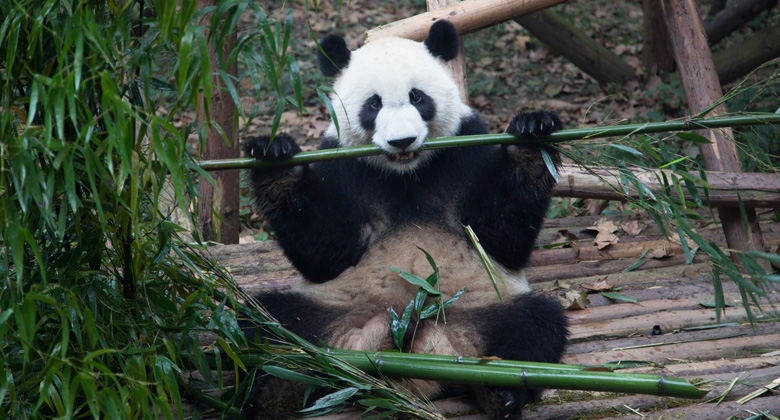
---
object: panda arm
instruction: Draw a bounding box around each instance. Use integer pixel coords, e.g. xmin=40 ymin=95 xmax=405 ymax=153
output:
xmin=244 ymin=135 xmax=370 ymax=283
xmin=458 ymin=112 xmax=562 ymax=270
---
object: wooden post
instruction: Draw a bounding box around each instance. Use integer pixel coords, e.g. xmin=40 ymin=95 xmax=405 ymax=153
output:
xmin=660 ymin=0 xmax=768 ymax=269
xmin=197 ymin=0 xmax=240 ymax=244
xmin=427 ymin=0 xmax=469 ymax=103
xmin=642 ymin=0 xmax=675 ymax=75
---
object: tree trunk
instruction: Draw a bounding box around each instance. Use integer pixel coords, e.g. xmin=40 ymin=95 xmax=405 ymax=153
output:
xmin=197 ymin=0 xmax=240 ymax=244
xmin=365 ymin=0 xmax=567 ymax=42
xmin=642 ymin=0 xmax=675 ymax=74
xmin=427 ymin=0 xmax=469 ymax=103
xmin=704 ymin=0 xmax=778 ymax=46
xmin=515 ymin=9 xmax=635 ymax=85
xmin=659 ymin=0 xmax=768 ymax=269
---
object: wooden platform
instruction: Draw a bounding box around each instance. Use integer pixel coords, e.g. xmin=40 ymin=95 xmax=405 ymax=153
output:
xmin=212 ymin=211 xmax=780 ymax=419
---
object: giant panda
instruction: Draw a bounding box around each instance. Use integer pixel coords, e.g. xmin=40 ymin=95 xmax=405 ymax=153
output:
xmin=242 ymin=20 xmax=568 ymax=420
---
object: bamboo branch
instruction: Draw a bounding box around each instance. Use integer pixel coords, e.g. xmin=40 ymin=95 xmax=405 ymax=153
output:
xmin=197 ymin=114 xmax=780 ymax=171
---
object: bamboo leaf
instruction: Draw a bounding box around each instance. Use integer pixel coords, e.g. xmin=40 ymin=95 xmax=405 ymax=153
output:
xmin=386 ymin=267 xmax=440 ymax=296
xmin=608 ymin=143 xmax=644 ymax=157
xmin=288 ymin=56 xmax=304 ymax=113
xmin=599 ymin=292 xmax=638 ymax=304
xmin=676 ymin=132 xmax=711 ymax=144
xmin=316 ymin=87 xmax=339 ymax=137
xmin=300 ymin=387 xmax=358 ymax=414
xmin=541 ymin=148 xmax=559 ymax=183
xmin=263 ymin=366 xmax=330 ymax=387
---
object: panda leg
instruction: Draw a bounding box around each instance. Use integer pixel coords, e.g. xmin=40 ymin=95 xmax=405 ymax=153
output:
xmin=240 ymin=291 xmax=344 ymax=419
xmin=241 ymin=291 xmax=341 ymax=346
xmin=471 ymin=293 xmax=568 ymax=420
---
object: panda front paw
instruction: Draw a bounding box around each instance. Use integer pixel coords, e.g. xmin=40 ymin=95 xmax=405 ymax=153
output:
xmin=243 ymin=134 xmax=301 ymax=161
xmin=474 ymin=386 xmax=534 ymax=420
xmin=506 ymin=112 xmax=563 ymax=138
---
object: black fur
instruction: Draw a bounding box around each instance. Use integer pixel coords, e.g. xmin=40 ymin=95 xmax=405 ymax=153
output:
xmin=473 ymin=294 xmax=568 ymax=419
xmin=317 ymin=34 xmax=351 ymax=77
xmin=244 ymin=111 xmax=561 ymax=283
xmin=243 ymin=292 xmax=341 ymax=346
xmin=410 ymin=88 xmax=436 ymax=122
xmin=245 ymin=22 xmax=567 ymax=418
xmin=424 ymin=20 xmax=460 ymax=61
xmin=359 ymin=94 xmax=382 ymax=131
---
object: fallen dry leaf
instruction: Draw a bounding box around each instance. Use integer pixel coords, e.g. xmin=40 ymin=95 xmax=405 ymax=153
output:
xmin=621 ymin=220 xmax=645 ymax=236
xmin=585 ymin=219 xmax=620 ymax=250
xmin=551 ymin=229 xmax=579 ymax=248
xmin=647 ymin=246 xmax=670 ymax=259
xmin=582 ymin=277 xmax=614 ymax=291
xmin=557 ymin=290 xmax=591 ymax=310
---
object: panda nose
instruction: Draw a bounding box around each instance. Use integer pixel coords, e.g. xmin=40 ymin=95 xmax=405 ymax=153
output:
xmin=387 ymin=137 xmax=416 ymax=149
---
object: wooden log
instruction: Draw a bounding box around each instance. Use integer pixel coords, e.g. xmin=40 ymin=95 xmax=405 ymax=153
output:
xmin=553 ymin=164 xmax=780 ymax=208
xmin=713 ymin=24 xmax=780 ymax=84
xmin=427 ymin=0 xmax=469 ymax=104
xmin=364 ymin=0 xmax=567 ymax=43
xmin=515 ymin=9 xmax=634 ymax=85
xmin=196 ymin=0 xmax=240 ymax=244
xmin=704 ymin=0 xmax=778 ymax=46
xmin=659 ymin=0 xmax=768 ymax=270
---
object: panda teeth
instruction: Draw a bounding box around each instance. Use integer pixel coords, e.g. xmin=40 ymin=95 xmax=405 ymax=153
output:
xmin=394 ymin=151 xmax=416 ymax=161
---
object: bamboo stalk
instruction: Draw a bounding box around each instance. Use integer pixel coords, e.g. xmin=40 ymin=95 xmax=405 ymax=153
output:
xmin=197 ymin=114 xmax=780 ymax=171
xmin=199 ymin=348 xmax=707 ymax=400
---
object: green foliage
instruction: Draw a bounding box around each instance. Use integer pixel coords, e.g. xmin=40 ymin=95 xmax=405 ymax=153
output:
xmin=0 ymin=0 xmax=258 ymax=417
xmin=0 ymin=1 xmax=450 ymax=418
xmin=565 ymin=66 xmax=780 ymax=323
xmin=388 ymin=248 xmax=464 ymax=351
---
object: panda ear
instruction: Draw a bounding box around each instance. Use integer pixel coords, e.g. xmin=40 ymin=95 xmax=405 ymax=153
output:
xmin=424 ymin=20 xmax=460 ymax=62
xmin=317 ymin=34 xmax=351 ymax=77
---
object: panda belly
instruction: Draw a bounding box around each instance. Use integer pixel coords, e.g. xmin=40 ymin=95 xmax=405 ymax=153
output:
xmin=291 ymin=226 xmax=531 ymax=355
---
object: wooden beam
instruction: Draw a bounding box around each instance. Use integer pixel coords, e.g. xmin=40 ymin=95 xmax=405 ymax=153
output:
xmin=553 ymin=164 xmax=780 ymax=208
xmin=365 ymin=0 xmax=567 ymax=43
xmin=515 ymin=9 xmax=634 ymax=85
xmin=713 ymin=24 xmax=780 ymax=85
xmin=660 ymin=0 xmax=768 ymax=268
xmin=704 ymin=0 xmax=778 ymax=46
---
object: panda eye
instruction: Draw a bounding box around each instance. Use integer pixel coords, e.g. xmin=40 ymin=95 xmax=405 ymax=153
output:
xmin=369 ymin=98 xmax=382 ymax=110
xmin=409 ymin=89 xmax=422 ymax=104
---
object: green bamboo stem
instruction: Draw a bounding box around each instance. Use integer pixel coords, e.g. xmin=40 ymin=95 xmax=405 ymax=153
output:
xmin=203 ymin=348 xmax=707 ymax=400
xmin=197 ymin=114 xmax=780 ymax=171
xmin=329 ymin=351 xmax=707 ymax=399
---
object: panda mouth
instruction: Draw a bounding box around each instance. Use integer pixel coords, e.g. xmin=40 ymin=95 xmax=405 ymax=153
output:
xmin=387 ymin=151 xmax=419 ymax=162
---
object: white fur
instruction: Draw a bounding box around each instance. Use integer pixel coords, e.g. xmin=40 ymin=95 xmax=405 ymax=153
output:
xmin=323 ymin=36 xmax=472 ymax=173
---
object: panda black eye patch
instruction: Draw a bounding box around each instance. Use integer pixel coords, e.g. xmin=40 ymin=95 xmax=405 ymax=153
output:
xmin=409 ymin=88 xmax=435 ymax=122
xmin=359 ymin=94 xmax=382 ymax=131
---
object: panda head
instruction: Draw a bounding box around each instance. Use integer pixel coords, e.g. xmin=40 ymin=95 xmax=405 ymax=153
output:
xmin=318 ymin=20 xmax=471 ymax=174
